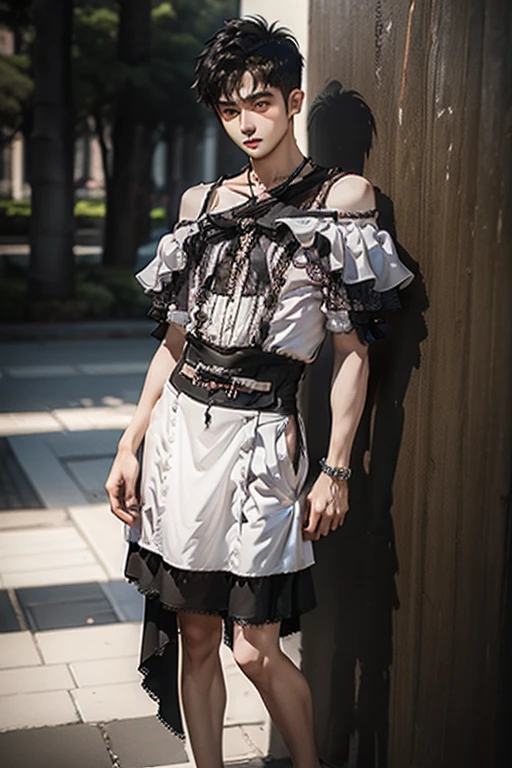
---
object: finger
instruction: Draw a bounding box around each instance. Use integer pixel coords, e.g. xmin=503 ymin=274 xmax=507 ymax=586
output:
xmin=331 ymin=506 xmax=349 ymax=530
xmin=304 ymin=507 xmax=321 ymax=535
xmin=318 ymin=511 xmax=333 ymax=537
xmin=123 ymin=476 xmax=140 ymax=514
xmin=106 ymin=483 xmax=136 ymax=526
xmin=302 ymin=509 xmax=322 ymax=540
xmin=302 ymin=497 xmax=311 ymax=528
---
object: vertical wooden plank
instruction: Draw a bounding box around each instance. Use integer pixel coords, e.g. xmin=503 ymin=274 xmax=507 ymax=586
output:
xmin=304 ymin=1 xmax=512 ymax=766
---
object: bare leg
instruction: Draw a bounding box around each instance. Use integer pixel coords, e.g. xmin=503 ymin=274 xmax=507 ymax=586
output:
xmin=178 ymin=612 xmax=225 ymax=768
xmin=233 ymin=622 xmax=319 ymax=768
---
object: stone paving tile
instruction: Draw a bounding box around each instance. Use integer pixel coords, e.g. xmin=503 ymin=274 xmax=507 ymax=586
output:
xmin=144 ymin=763 xmax=191 ymax=768
xmin=68 ymin=503 xmax=129 ymax=580
xmin=0 ymin=590 xmax=20 ymax=633
xmin=0 ymin=412 xmax=62 ymax=437
xmin=0 ymin=663 xmax=74 ymax=695
xmin=0 ymin=722 xmax=112 ymax=768
xmin=8 ymin=436 xmax=89 ymax=508
xmin=3 ymin=563 xmax=109 ymax=589
xmin=0 ymin=438 xmax=42 ymax=511
xmin=5 ymin=365 xmax=78 ymax=379
xmin=0 ymin=338 xmax=154 ymax=368
xmin=220 ymin=639 xmax=237 ymax=670
xmin=224 ymin=725 xmax=261 ymax=760
xmin=224 ymin=667 xmax=267 ymax=726
xmin=0 ymin=689 xmax=78 ymax=731
xmin=0 ymin=630 xmax=41 ymax=668
xmin=44 ymin=429 xmax=121 ymax=459
xmin=16 ymin=582 xmax=119 ymax=631
xmin=35 ymin=622 xmax=142 ymax=664
xmin=101 ymin=579 xmax=144 ymax=622
xmin=0 ymin=525 xmax=85 ymax=556
xmin=0 ymin=508 xmax=69 ymax=530
xmin=105 ymin=715 xmax=188 ymax=768
xmin=1 ymin=548 xmax=97 ymax=574
xmin=0 ymin=376 xmax=143 ymax=413
xmin=66 ymin=457 xmax=115 ymax=502
xmin=53 ymin=406 xmax=135 ymax=431
xmin=69 ymin=655 xmax=140 ymax=687
xmin=241 ymin=724 xmax=269 ymax=757
xmin=71 ymin=680 xmax=157 ymax=722
xmin=78 ymin=362 xmax=149 ymax=376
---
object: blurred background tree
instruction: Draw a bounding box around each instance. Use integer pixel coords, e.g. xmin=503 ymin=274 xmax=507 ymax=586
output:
xmin=0 ymin=0 xmax=238 ymax=314
xmin=29 ymin=0 xmax=74 ymax=304
xmin=0 ymin=1 xmax=33 ymax=149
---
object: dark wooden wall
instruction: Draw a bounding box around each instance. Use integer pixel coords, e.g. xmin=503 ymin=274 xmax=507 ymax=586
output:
xmin=302 ymin=1 xmax=512 ymax=766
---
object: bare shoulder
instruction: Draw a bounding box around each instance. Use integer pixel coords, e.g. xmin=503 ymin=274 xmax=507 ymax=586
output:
xmin=178 ymin=182 xmax=214 ymax=221
xmin=324 ymin=173 xmax=376 ymax=213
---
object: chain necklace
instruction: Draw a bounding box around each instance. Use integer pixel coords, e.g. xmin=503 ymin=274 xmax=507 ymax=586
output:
xmin=247 ymin=155 xmax=311 ymax=200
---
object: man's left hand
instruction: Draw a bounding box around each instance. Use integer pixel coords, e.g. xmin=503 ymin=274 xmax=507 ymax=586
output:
xmin=302 ymin=472 xmax=349 ymax=541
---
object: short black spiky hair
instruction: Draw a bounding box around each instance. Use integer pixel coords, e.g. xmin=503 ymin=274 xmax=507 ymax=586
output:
xmin=193 ymin=15 xmax=303 ymax=109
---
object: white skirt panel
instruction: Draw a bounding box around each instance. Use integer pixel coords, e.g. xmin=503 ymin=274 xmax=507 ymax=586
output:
xmin=124 ymin=380 xmax=315 ymax=578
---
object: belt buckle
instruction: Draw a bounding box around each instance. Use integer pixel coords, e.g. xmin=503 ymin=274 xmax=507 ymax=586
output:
xmin=226 ymin=382 xmax=239 ymax=400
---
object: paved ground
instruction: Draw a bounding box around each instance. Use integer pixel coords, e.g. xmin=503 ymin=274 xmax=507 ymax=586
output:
xmin=0 ymin=336 xmax=295 ymax=768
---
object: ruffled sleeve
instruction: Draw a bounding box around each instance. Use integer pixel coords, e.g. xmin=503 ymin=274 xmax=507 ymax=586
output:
xmin=276 ymin=212 xmax=414 ymax=344
xmin=135 ymin=220 xmax=199 ymax=339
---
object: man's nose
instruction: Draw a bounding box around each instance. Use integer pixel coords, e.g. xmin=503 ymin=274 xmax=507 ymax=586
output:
xmin=239 ymin=109 xmax=255 ymax=135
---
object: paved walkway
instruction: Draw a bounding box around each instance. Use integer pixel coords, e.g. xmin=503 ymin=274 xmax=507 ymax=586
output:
xmin=0 ymin=336 xmax=295 ymax=768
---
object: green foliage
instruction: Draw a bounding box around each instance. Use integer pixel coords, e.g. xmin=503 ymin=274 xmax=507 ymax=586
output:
xmin=73 ymin=0 xmax=237 ymax=142
xmin=75 ymin=280 xmax=115 ymax=318
xmin=0 ymin=53 xmax=32 ymax=136
xmin=0 ymin=267 xmax=151 ymax=323
xmin=0 ymin=1 xmax=34 ymax=143
xmin=0 ymin=0 xmax=237 ymax=148
xmin=0 ymin=198 xmax=164 ymax=234
xmin=74 ymin=199 xmax=106 ymax=218
xmin=80 ymin=266 xmax=150 ymax=316
xmin=0 ymin=198 xmax=31 ymax=216
xmin=72 ymin=5 xmax=119 ymax=132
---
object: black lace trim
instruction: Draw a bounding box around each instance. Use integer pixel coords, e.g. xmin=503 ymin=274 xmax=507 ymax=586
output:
xmin=124 ymin=541 xmax=316 ymax=626
xmin=126 ymin=541 xmax=316 ymax=738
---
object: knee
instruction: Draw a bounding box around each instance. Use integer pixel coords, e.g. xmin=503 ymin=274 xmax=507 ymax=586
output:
xmin=233 ymin=637 xmax=271 ymax=687
xmin=179 ymin=614 xmax=222 ymax=666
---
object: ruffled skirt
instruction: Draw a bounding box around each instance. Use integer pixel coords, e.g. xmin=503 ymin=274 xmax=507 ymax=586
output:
xmin=123 ymin=380 xmax=317 ymax=737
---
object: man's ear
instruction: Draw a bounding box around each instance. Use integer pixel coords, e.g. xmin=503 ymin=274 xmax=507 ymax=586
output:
xmin=287 ymin=88 xmax=305 ymax=118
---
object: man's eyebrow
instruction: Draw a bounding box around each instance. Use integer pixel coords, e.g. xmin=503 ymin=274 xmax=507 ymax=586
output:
xmin=217 ymin=90 xmax=274 ymax=107
xmin=246 ymin=90 xmax=273 ymax=101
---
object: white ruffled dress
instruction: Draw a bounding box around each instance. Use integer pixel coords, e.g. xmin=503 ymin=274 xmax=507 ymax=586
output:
xmin=125 ymin=184 xmax=414 ymax=580
xmin=122 ymin=169 xmax=415 ymax=737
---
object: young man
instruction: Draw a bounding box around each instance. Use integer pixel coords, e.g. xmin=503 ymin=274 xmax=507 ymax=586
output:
xmin=105 ymin=16 xmax=413 ymax=768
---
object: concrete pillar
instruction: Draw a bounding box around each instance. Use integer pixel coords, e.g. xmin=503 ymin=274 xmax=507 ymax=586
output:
xmin=11 ymin=136 xmax=24 ymax=200
xmin=202 ymin=116 xmax=218 ymax=183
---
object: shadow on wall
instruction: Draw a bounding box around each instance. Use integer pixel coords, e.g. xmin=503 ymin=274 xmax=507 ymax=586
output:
xmin=299 ymin=81 xmax=429 ymax=767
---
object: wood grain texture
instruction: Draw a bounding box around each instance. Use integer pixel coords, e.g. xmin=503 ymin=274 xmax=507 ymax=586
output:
xmin=303 ymin=1 xmax=512 ymax=766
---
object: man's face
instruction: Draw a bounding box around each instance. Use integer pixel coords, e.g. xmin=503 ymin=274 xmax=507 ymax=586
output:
xmin=216 ymin=71 xmax=303 ymax=159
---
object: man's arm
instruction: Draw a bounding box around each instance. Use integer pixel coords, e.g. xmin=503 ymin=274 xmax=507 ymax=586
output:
xmin=302 ymin=174 xmax=374 ymax=541
xmin=105 ymin=187 xmax=206 ymax=527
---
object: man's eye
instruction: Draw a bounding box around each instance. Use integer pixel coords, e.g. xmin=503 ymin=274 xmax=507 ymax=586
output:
xmin=222 ymin=109 xmax=238 ymax=118
xmin=255 ymin=101 xmax=269 ymax=109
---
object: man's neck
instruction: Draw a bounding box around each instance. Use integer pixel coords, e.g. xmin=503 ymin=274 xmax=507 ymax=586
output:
xmin=250 ymin=130 xmax=305 ymax=189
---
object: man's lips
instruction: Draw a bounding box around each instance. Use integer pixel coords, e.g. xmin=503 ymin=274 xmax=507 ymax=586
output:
xmin=243 ymin=139 xmax=261 ymax=148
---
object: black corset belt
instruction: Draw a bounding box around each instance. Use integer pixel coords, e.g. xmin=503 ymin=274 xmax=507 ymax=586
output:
xmin=170 ymin=335 xmax=305 ymax=417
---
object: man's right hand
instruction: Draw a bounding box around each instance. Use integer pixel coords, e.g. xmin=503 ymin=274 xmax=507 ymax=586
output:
xmin=105 ymin=449 xmax=141 ymax=526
